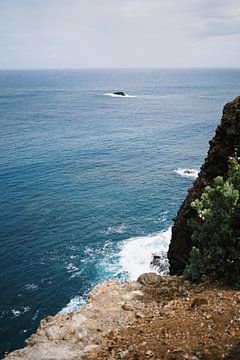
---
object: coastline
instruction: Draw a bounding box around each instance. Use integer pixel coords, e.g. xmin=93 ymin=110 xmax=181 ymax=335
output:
xmin=5 ymin=274 xmax=240 ymax=359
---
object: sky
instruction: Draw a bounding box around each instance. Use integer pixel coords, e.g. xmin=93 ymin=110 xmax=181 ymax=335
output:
xmin=0 ymin=0 xmax=239 ymax=69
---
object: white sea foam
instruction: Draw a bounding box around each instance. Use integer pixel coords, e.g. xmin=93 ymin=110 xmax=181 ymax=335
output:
xmin=118 ymin=227 xmax=171 ymax=281
xmin=32 ymin=309 xmax=39 ymax=321
xmin=66 ymin=263 xmax=82 ymax=279
xmin=174 ymin=168 xmax=199 ymax=179
xmin=156 ymin=211 xmax=168 ymax=223
xmin=11 ymin=306 xmax=30 ymax=318
xmin=60 ymin=295 xmax=86 ymax=314
xmin=66 ymin=263 xmax=78 ymax=272
xmin=24 ymin=283 xmax=38 ymax=290
xmin=103 ymin=224 xmax=128 ymax=235
xmin=103 ymin=93 xmax=136 ymax=98
xmin=61 ymin=227 xmax=171 ymax=313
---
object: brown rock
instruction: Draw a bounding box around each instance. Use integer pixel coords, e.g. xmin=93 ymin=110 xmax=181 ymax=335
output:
xmin=191 ymin=298 xmax=208 ymax=308
xmin=122 ymin=302 xmax=134 ymax=311
xmin=137 ymin=273 xmax=161 ymax=286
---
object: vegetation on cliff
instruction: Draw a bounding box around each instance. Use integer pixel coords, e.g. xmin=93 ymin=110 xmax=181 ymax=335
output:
xmin=184 ymin=160 xmax=240 ymax=287
xmin=169 ymin=96 xmax=240 ymax=275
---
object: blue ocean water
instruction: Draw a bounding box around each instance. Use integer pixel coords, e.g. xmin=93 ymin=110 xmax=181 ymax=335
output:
xmin=0 ymin=69 xmax=239 ymax=356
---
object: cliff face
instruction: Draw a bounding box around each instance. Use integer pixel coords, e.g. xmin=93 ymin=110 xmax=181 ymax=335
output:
xmin=168 ymin=95 xmax=240 ymax=275
xmin=6 ymin=275 xmax=240 ymax=360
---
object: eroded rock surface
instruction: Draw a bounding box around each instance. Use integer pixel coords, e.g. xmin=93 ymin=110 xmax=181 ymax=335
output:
xmin=168 ymin=95 xmax=240 ymax=275
xmin=5 ymin=280 xmax=144 ymax=360
xmin=5 ymin=275 xmax=240 ymax=360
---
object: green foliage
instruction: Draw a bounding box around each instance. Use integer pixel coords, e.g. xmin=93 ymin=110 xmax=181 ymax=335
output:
xmin=184 ymin=160 xmax=240 ymax=287
xmin=183 ymin=247 xmax=205 ymax=282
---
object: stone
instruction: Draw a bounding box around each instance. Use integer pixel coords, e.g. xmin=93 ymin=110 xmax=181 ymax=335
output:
xmin=135 ymin=312 xmax=145 ymax=319
xmin=137 ymin=272 xmax=161 ymax=286
xmin=146 ymin=350 xmax=154 ymax=356
xmin=113 ymin=91 xmax=126 ymax=96
xmin=205 ymin=314 xmax=212 ymax=320
xmin=122 ymin=303 xmax=134 ymax=311
xmin=191 ymin=298 xmax=208 ymax=308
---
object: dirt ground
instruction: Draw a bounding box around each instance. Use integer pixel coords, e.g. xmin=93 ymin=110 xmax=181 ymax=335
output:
xmin=91 ymin=276 xmax=240 ymax=360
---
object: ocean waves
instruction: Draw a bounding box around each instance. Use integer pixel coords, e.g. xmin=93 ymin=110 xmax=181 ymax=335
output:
xmin=118 ymin=227 xmax=171 ymax=280
xmin=2 ymin=68 xmax=237 ymax=355
xmin=174 ymin=168 xmax=199 ymax=179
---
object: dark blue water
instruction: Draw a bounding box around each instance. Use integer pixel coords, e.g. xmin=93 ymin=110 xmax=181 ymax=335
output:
xmin=0 ymin=69 xmax=239 ymax=356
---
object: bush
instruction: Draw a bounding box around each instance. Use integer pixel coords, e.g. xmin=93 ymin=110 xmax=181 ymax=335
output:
xmin=183 ymin=160 xmax=240 ymax=287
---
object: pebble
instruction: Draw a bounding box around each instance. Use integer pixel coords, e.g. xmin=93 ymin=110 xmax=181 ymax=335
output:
xmin=136 ymin=312 xmax=145 ymax=319
xmin=122 ymin=303 xmax=134 ymax=311
xmin=146 ymin=350 xmax=154 ymax=356
xmin=191 ymin=297 xmax=208 ymax=308
xmin=205 ymin=314 xmax=212 ymax=320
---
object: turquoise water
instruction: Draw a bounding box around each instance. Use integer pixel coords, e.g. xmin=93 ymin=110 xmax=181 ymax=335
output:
xmin=0 ymin=69 xmax=239 ymax=355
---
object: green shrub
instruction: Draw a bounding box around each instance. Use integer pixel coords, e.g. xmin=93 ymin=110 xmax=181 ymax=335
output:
xmin=183 ymin=246 xmax=205 ymax=282
xmin=183 ymin=160 xmax=240 ymax=287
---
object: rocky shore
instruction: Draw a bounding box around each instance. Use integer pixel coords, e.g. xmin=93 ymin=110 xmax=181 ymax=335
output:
xmin=6 ymin=96 xmax=240 ymax=359
xmin=5 ymin=273 xmax=240 ymax=359
xmin=168 ymin=95 xmax=240 ymax=275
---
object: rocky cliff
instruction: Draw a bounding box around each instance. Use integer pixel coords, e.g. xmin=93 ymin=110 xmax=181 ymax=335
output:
xmin=5 ymin=96 xmax=240 ymax=360
xmin=5 ymin=274 xmax=240 ymax=359
xmin=168 ymin=95 xmax=240 ymax=275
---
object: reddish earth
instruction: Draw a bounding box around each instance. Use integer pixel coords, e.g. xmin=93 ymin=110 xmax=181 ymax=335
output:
xmin=5 ymin=274 xmax=240 ymax=360
xmin=92 ymin=276 xmax=240 ymax=360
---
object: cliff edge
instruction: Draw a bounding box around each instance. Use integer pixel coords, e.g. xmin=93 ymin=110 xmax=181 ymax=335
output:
xmin=5 ymin=274 xmax=240 ymax=359
xmin=168 ymin=95 xmax=240 ymax=275
xmin=5 ymin=96 xmax=240 ymax=359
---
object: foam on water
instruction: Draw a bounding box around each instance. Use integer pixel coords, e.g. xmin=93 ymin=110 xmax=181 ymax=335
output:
xmin=60 ymin=295 xmax=86 ymax=314
xmin=60 ymin=227 xmax=171 ymax=314
xmin=174 ymin=168 xmax=199 ymax=179
xmin=66 ymin=263 xmax=83 ymax=279
xmin=24 ymin=284 xmax=38 ymax=291
xmin=2 ymin=69 xmax=239 ymax=356
xmin=118 ymin=227 xmax=171 ymax=281
xmin=11 ymin=307 xmax=30 ymax=318
xmin=103 ymin=224 xmax=128 ymax=235
xmin=103 ymin=93 xmax=137 ymax=98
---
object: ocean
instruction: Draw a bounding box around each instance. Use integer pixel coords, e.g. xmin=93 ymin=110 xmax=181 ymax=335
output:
xmin=0 ymin=69 xmax=239 ymax=356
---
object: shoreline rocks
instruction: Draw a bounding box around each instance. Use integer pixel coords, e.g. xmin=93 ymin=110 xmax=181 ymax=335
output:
xmin=5 ymin=274 xmax=240 ymax=359
xmin=168 ymin=95 xmax=240 ymax=275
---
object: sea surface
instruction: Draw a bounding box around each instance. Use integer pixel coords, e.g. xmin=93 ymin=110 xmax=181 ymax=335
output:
xmin=0 ymin=69 xmax=239 ymax=356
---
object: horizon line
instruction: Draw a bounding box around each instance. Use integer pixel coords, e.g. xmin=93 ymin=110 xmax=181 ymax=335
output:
xmin=0 ymin=66 xmax=240 ymax=71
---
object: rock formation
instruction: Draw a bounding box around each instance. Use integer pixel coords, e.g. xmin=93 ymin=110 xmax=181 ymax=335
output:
xmin=5 ymin=280 xmax=145 ymax=359
xmin=168 ymin=95 xmax=240 ymax=275
xmin=113 ymin=91 xmax=126 ymax=96
xmin=5 ymin=96 xmax=240 ymax=360
xmin=6 ymin=275 xmax=240 ymax=359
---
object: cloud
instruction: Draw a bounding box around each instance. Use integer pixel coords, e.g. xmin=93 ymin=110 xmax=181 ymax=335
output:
xmin=0 ymin=0 xmax=239 ymax=68
xmin=185 ymin=0 xmax=240 ymax=37
xmin=119 ymin=0 xmax=166 ymax=19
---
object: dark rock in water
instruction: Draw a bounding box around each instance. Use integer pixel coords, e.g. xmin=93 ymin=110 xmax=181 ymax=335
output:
xmin=151 ymin=251 xmax=169 ymax=275
xmin=113 ymin=91 xmax=126 ymax=96
xmin=168 ymin=96 xmax=240 ymax=275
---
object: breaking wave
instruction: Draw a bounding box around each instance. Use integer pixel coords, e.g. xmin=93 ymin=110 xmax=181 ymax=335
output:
xmin=60 ymin=295 xmax=86 ymax=315
xmin=174 ymin=168 xmax=199 ymax=179
xmin=118 ymin=227 xmax=171 ymax=281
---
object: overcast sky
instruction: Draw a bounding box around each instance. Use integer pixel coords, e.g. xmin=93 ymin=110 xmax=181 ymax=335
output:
xmin=0 ymin=0 xmax=240 ymax=69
